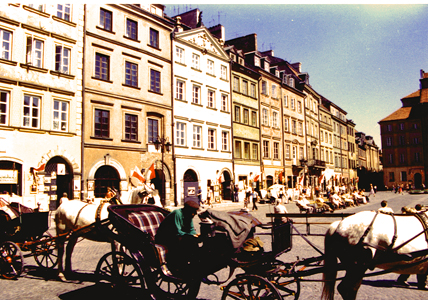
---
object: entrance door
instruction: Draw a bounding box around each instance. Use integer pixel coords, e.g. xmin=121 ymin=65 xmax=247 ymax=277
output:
xmin=183 ymin=169 xmax=199 ymax=204
xmin=221 ymin=171 xmax=232 ymax=200
xmin=414 ymin=173 xmax=422 ymax=189
xmin=94 ymin=166 xmax=120 ymax=198
xmin=45 ymin=157 xmax=72 ymax=210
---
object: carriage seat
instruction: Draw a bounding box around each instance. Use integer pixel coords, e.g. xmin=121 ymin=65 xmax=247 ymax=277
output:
xmin=128 ymin=211 xmax=172 ymax=276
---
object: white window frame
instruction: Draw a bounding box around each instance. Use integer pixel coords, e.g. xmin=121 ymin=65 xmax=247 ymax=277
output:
xmin=26 ymin=36 xmax=44 ymax=68
xmin=284 ymin=118 xmax=289 ymax=131
xmin=285 ymin=144 xmax=290 ymax=159
xmin=273 ymin=142 xmax=279 ymax=159
xmin=55 ymin=45 xmax=71 ymax=74
xmin=192 ymin=85 xmax=200 ymax=104
xmin=57 ymin=4 xmax=71 ymax=21
xmin=222 ymin=131 xmax=229 ymax=151
xmin=262 ymin=108 xmax=268 ymax=126
xmin=283 ymin=95 xmax=288 ymax=107
xmin=263 ymin=140 xmax=269 ymax=158
xmin=233 ymin=76 xmax=239 ymax=92
xmin=262 ymin=81 xmax=268 ymax=95
xmin=207 ymin=59 xmax=214 ymax=75
xmin=254 ymin=56 xmax=260 ymax=67
xmin=208 ymin=128 xmax=216 ymax=150
xmin=242 ymin=80 xmax=248 ymax=95
xmin=193 ymin=125 xmax=202 ymax=148
xmin=192 ymin=53 xmax=200 ymax=70
xmin=292 ymin=120 xmax=297 ymax=134
xmin=176 ymin=122 xmax=186 ymax=146
xmin=221 ymin=65 xmax=227 ymax=80
xmin=221 ymin=94 xmax=228 ymax=112
xmin=0 ymin=90 xmax=9 ymax=125
xmin=250 ymin=83 xmax=256 ymax=98
xmin=272 ymin=84 xmax=277 ymax=99
xmin=207 ymin=90 xmax=215 ymax=108
xmin=298 ymin=122 xmax=303 ymax=135
xmin=273 ymin=111 xmax=278 ymax=128
xmin=0 ymin=29 xmax=12 ymax=60
xmin=290 ymin=98 xmax=295 ymax=110
xmin=176 ymin=79 xmax=185 ymax=100
xmin=52 ymin=99 xmax=69 ymax=132
xmin=175 ymin=47 xmax=184 ymax=64
xmin=252 ymin=143 xmax=258 ymax=160
xmin=23 ymin=94 xmax=41 ymax=129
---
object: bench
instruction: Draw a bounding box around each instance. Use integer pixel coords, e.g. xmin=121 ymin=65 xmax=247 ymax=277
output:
xmin=128 ymin=210 xmax=172 ymax=276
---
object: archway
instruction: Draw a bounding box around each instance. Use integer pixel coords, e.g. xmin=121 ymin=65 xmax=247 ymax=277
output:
xmin=266 ymin=175 xmax=274 ymax=189
xmin=94 ymin=165 xmax=120 ymax=198
xmin=221 ymin=170 xmax=232 ymax=201
xmin=45 ymin=156 xmax=73 ymax=210
xmin=414 ymin=173 xmax=422 ymax=189
xmin=183 ymin=169 xmax=199 ymax=204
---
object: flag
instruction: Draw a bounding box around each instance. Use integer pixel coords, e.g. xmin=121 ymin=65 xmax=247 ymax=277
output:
xmin=356 ymin=177 xmax=359 ymax=182
xmin=299 ymin=175 xmax=304 ymax=186
xmin=34 ymin=163 xmax=45 ymax=172
xmin=131 ymin=166 xmax=145 ymax=183
xmin=278 ymin=171 xmax=283 ymax=183
xmin=218 ymin=173 xmax=224 ymax=183
xmin=149 ymin=163 xmax=156 ymax=180
xmin=319 ymin=174 xmax=325 ymax=184
xmin=253 ymin=172 xmax=261 ymax=182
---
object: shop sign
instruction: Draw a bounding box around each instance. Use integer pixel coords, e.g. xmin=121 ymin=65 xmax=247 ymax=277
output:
xmin=0 ymin=170 xmax=18 ymax=184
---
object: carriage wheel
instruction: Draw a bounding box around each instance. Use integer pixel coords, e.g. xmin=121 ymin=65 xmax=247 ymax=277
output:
xmin=0 ymin=241 xmax=24 ymax=279
xmin=221 ymin=274 xmax=282 ymax=300
xmin=95 ymin=251 xmax=147 ymax=298
xmin=265 ymin=261 xmax=301 ymax=299
xmin=33 ymin=235 xmax=58 ymax=269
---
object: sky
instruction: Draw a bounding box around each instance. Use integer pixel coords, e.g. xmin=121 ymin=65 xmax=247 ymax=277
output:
xmin=164 ymin=4 xmax=428 ymax=148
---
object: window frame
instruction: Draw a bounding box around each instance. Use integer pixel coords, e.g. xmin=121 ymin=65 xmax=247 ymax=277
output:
xmin=207 ymin=90 xmax=215 ymax=108
xmin=176 ymin=122 xmax=186 ymax=146
xmin=262 ymin=108 xmax=268 ymax=126
xmin=221 ymin=94 xmax=228 ymax=112
xmin=52 ymin=99 xmax=69 ymax=132
xmin=251 ymin=111 xmax=257 ymax=127
xmin=175 ymin=47 xmax=184 ymax=64
xmin=55 ymin=45 xmax=71 ymax=74
xmin=235 ymin=140 xmax=242 ymax=158
xmin=149 ymin=28 xmax=159 ymax=48
xmin=176 ymin=79 xmax=185 ymax=100
xmin=26 ymin=36 xmax=44 ymax=68
xmin=263 ymin=140 xmax=269 ymax=158
xmin=23 ymin=94 xmax=41 ymax=129
xmin=57 ymin=4 xmax=71 ymax=21
xmin=252 ymin=143 xmax=258 ymax=160
xmin=95 ymin=53 xmax=110 ymax=81
xmin=284 ymin=118 xmax=289 ymax=131
xmin=126 ymin=18 xmax=138 ymax=40
xmin=0 ymin=90 xmax=9 ymax=125
xmin=208 ymin=128 xmax=216 ymax=150
xmin=99 ymin=8 xmax=113 ymax=32
xmin=222 ymin=131 xmax=228 ymax=151
xmin=192 ymin=53 xmax=200 ymax=70
xmin=192 ymin=85 xmax=200 ymax=104
xmin=124 ymin=113 xmax=138 ymax=141
xmin=250 ymin=83 xmax=256 ymax=98
xmin=125 ymin=61 xmax=138 ymax=87
xmin=0 ymin=29 xmax=12 ymax=60
xmin=94 ymin=108 xmax=110 ymax=138
xmin=150 ymin=69 xmax=161 ymax=93
xmin=147 ymin=117 xmax=159 ymax=144
xmin=243 ymin=108 xmax=249 ymax=125
xmin=193 ymin=125 xmax=202 ymax=148
xmin=207 ymin=59 xmax=214 ymax=75
xmin=234 ymin=106 xmax=240 ymax=123
xmin=274 ymin=142 xmax=279 ymax=159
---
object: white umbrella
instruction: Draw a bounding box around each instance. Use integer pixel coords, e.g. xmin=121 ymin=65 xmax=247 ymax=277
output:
xmin=268 ymin=184 xmax=285 ymax=190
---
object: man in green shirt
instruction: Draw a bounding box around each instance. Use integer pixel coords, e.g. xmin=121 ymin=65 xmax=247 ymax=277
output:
xmin=155 ymin=200 xmax=200 ymax=276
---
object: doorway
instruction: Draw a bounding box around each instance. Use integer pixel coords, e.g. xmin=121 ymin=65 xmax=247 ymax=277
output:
xmin=94 ymin=165 xmax=120 ymax=198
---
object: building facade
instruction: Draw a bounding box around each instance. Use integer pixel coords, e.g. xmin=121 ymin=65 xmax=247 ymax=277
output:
xmin=379 ymin=70 xmax=428 ymax=189
xmin=0 ymin=4 xmax=84 ymax=210
xmin=171 ymin=11 xmax=232 ymax=204
xmin=83 ymin=4 xmax=175 ymax=205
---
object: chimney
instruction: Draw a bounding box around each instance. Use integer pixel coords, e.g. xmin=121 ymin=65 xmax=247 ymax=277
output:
xmin=175 ymin=16 xmax=183 ymax=32
xmin=208 ymin=25 xmax=225 ymax=44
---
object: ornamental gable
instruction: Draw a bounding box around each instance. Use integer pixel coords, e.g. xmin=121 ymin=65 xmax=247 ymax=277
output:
xmin=176 ymin=28 xmax=228 ymax=60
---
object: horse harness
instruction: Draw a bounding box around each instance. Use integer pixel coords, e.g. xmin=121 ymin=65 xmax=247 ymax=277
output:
xmin=73 ymin=201 xmax=109 ymax=228
xmin=357 ymin=211 xmax=398 ymax=251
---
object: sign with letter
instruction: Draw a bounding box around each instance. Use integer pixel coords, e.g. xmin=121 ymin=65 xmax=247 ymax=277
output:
xmin=0 ymin=170 xmax=18 ymax=184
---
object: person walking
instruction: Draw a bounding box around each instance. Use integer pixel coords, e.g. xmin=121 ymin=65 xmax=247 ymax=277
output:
xmin=251 ymin=188 xmax=259 ymax=211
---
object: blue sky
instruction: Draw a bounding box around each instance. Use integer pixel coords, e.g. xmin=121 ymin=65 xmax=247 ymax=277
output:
xmin=164 ymin=4 xmax=428 ymax=147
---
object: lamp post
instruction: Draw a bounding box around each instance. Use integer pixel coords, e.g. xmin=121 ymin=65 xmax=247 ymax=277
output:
xmin=153 ymin=136 xmax=172 ymax=207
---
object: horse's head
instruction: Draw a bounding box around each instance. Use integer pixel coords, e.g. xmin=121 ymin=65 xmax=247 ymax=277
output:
xmin=107 ymin=187 xmax=123 ymax=205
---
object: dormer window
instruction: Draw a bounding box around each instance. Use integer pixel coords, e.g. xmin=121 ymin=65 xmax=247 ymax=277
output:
xmin=238 ymin=57 xmax=244 ymax=65
xmin=289 ymin=77 xmax=294 ymax=88
xmin=230 ymin=53 xmax=236 ymax=62
xmin=275 ymin=70 xmax=280 ymax=77
xmin=254 ymin=57 xmax=260 ymax=67
xmin=282 ymin=75 xmax=288 ymax=85
xmin=264 ymin=61 xmax=270 ymax=72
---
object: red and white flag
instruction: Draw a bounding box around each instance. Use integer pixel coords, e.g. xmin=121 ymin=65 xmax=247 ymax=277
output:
xmin=253 ymin=172 xmax=261 ymax=182
xmin=131 ymin=166 xmax=145 ymax=183
xmin=299 ymin=175 xmax=304 ymax=186
xmin=34 ymin=163 xmax=45 ymax=172
xmin=218 ymin=173 xmax=224 ymax=183
xmin=319 ymin=174 xmax=325 ymax=184
xmin=148 ymin=163 xmax=156 ymax=180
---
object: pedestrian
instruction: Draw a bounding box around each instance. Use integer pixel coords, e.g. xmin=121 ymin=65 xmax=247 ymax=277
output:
xmin=251 ymin=188 xmax=259 ymax=211
xmin=244 ymin=185 xmax=251 ymax=209
xmin=197 ymin=186 xmax=203 ymax=207
xmin=398 ymin=184 xmax=403 ymax=195
xmin=392 ymin=185 xmax=396 ymax=193
xmin=368 ymin=184 xmax=375 ymax=197
xmin=59 ymin=192 xmax=69 ymax=205
xmin=206 ymin=188 xmax=213 ymax=208
xmin=374 ymin=185 xmax=377 ymax=194
xmin=378 ymin=200 xmax=393 ymax=214
xmin=234 ymin=184 xmax=239 ymax=203
xmin=274 ymin=199 xmax=288 ymax=224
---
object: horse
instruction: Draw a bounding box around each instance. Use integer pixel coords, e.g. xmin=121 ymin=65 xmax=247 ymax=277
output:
xmin=55 ymin=185 xmax=157 ymax=280
xmin=322 ymin=210 xmax=428 ymax=300
xmin=127 ymin=184 xmax=162 ymax=207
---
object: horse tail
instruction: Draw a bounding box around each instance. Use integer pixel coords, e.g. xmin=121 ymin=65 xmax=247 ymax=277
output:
xmin=321 ymin=221 xmax=340 ymax=300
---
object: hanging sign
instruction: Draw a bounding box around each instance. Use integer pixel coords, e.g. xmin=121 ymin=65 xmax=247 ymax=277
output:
xmin=57 ymin=164 xmax=66 ymax=175
xmin=0 ymin=170 xmax=18 ymax=184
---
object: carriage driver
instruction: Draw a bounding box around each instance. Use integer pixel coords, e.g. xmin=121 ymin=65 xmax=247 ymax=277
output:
xmin=155 ymin=200 xmax=201 ymax=276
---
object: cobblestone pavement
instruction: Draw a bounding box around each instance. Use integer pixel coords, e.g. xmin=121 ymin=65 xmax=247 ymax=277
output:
xmin=0 ymin=191 xmax=428 ymax=299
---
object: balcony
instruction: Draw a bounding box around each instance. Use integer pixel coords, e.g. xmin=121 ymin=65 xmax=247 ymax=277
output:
xmin=307 ymin=159 xmax=326 ymax=168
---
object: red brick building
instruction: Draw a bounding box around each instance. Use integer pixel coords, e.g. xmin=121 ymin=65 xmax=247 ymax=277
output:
xmin=379 ymin=70 xmax=428 ymax=189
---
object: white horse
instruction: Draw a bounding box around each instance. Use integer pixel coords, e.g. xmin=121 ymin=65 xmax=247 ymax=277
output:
xmin=55 ymin=185 xmax=158 ymax=280
xmin=322 ymin=210 xmax=428 ymax=300
xmin=127 ymin=184 xmax=162 ymax=207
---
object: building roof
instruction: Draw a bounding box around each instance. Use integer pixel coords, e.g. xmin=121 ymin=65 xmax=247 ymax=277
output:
xmin=402 ymin=90 xmax=420 ymax=99
xmin=379 ymin=106 xmax=412 ymax=122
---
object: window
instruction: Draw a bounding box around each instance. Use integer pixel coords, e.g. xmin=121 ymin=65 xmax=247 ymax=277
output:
xmin=298 ymin=101 xmax=302 ymax=113
xmin=23 ymin=95 xmax=40 ymax=128
xmin=400 ymin=171 xmax=407 ymax=181
xmin=398 ymin=136 xmax=405 ymax=146
xmin=235 ymin=141 xmax=242 ymax=158
xmin=125 ymin=61 xmax=138 ymax=87
xmin=388 ymin=153 xmax=393 ymax=164
xmin=243 ymin=109 xmax=249 ymax=124
xmin=399 ymin=153 xmax=405 ymax=164
xmin=242 ymin=80 xmax=248 ymax=95
xmin=176 ymin=80 xmax=184 ymax=100
xmin=95 ymin=53 xmax=109 ymax=80
xmin=0 ymin=29 xmax=12 ymax=60
xmin=264 ymin=61 xmax=270 ymax=72
xmin=222 ymin=131 xmax=228 ymax=151
xmin=290 ymin=98 xmax=295 ymax=110
xmin=415 ymin=152 xmax=420 ymax=162
xmin=289 ymin=77 xmax=294 ymax=88
xmin=192 ymin=85 xmax=200 ymax=104
xmin=94 ymin=109 xmax=109 ymax=138
xmin=285 ymin=144 xmax=290 ymax=159
xmin=298 ymin=122 xmax=303 ymax=135
xmin=176 ymin=122 xmax=186 ymax=146
xmin=244 ymin=142 xmax=250 ymax=159
xmin=55 ymin=45 xmax=70 ymax=74
xmin=254 ymin=56 xmax=260 ymax=67
xmin=53 ymin=100 xmax=68 ymax=131
xmin=221 ymin=65 xmax=227 ymax=80
xmin=252 ymin=144 xmax=258 ymax=160
xmin=28 ymin=4 xmax=44 ymax=11
xmin=262 ymin=108 xmax=268 ymax=126
xmin=149 ymin=28 xmax=159 ymax=48
xmin=414 ymin=137 xmax=419 ymax=145
xmin=100 ymin=8 xmax=112 ymax=31
xmin=233 ymin=77 xmax=239 ymax=92
xmin=300 ymin=147 xmax=304 ymax=160
xmin=193 ymin=125 xmax=202 ymax=148
xmin=262 ymin=81 xmax=268 ymax=95
xmin=399 ymin=123 xmax=405 ymax=130
xmin=26 ymin=37 xmax=43 ymax=68
xmin=126 ymin=19 xmax=138 ymax=40
xmin=389 ymin=172 xmax=395 ymax=182
xmin=192 ymin=53 xmax=200 ymax=70
xmin=148 ymin=118 xmax=158 ymax=143
xmin=272 ymin=84 xmax=277 ymax=99
xmin=272 ymin=111 xmax=278 ymax=128
xmin=208 ymin=128 xmax=216 ymax=150
xmin=176 ymin=47 xmax=184 ymax=64
xmin=0 ymin=91 xmax=9 ymax=125
xmin=386 ymin=137 xmax=392 ymax=146
xmin=263 ymin=140 xmax=269 ymax=158
xmin=413 ymin=123 xmax=418 ymax=130
xmin=251 ymin=111 xmax=257 ymax=126
xmin=387 ymin=124 xmax=392 ymax=132
xmin=221 ymin=95 xmax=228 ymax=111
xmin=273 ymin=142 xmax=279 ymax=159
xmin=292 ymin=120 xmax=297 ymax=134
xmin=250 ymin=83 xmax=256 ymax=98
xmin=207 ymin=90 xmax=215 ymax=108
xmin=150 ymin=69 xmax=161 ymax=93
xmin=207 ymin=60 xmax=214 ymax=75
xmin=234 ymin=106 xmax=240 ymax=122
xmin=284 ymin=118 xmax=289 ymax=131
xmin=283 ymin=95 xmax=288 ymax=107
xmin=293 ymin=146 xmax=297 ymax=160
xmin=124 ymin=114 xmax=138 ymax=141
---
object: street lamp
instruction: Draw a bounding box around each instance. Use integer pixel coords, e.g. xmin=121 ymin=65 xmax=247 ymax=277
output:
xmin=153 ymin=136 xmax=172 ymax=207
